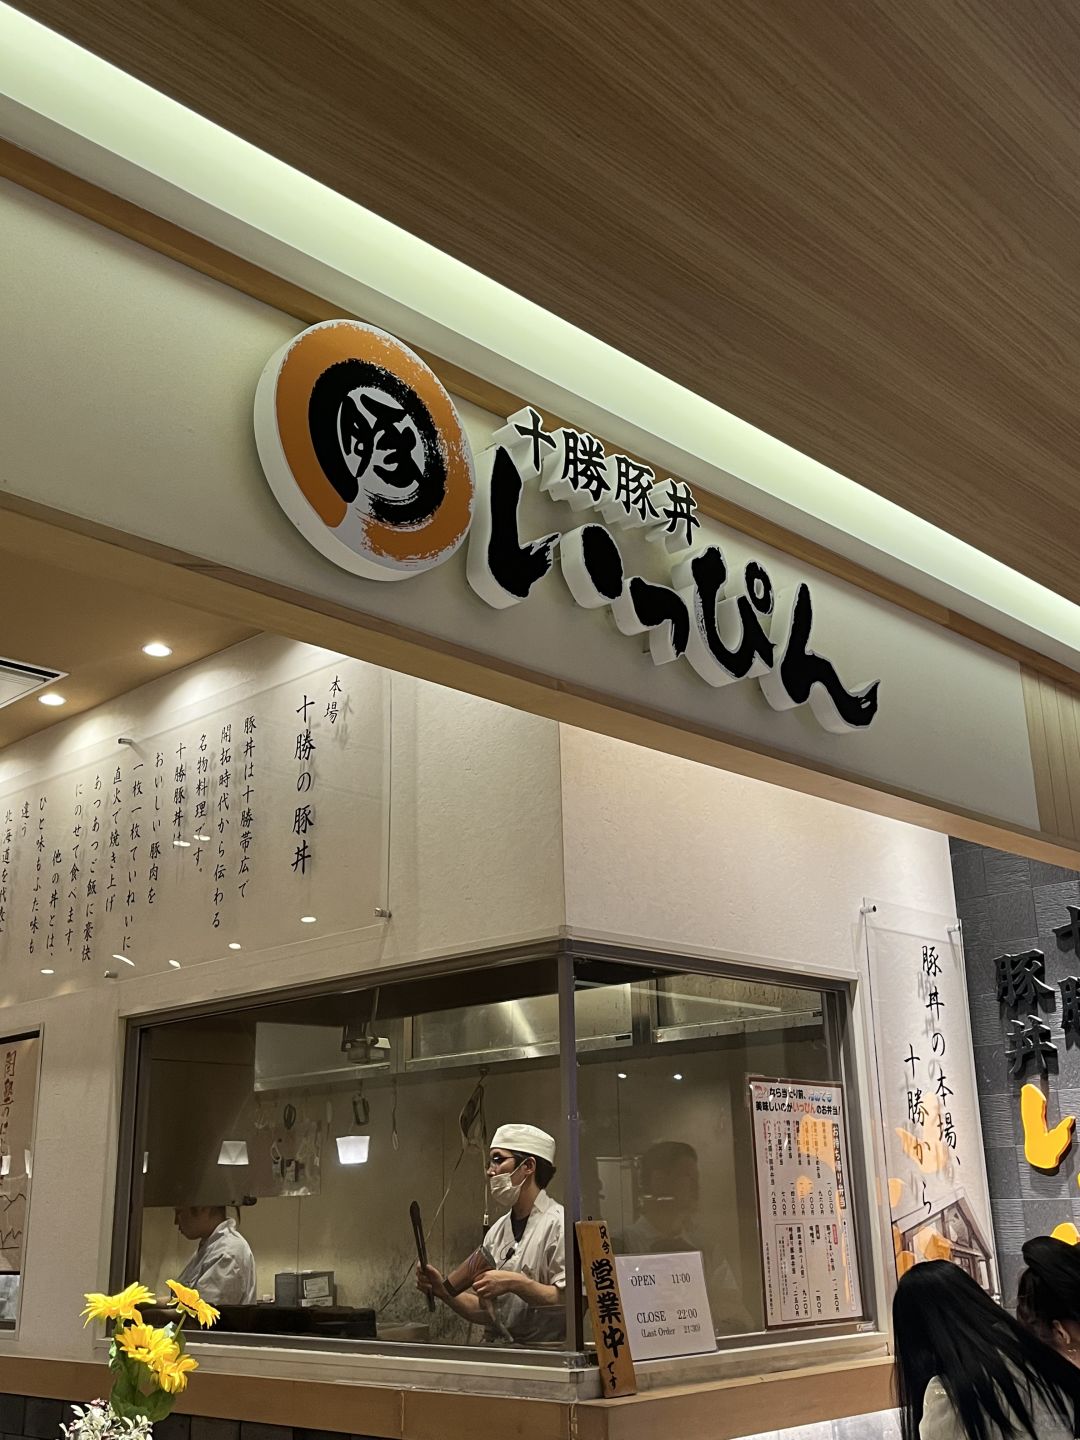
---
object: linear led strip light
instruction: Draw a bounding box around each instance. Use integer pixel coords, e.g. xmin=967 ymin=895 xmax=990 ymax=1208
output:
xmin=0 ymin=3 xmax=1077 ymax=671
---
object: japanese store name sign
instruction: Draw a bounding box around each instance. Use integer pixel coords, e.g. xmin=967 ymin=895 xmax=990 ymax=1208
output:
xmin=255 ymin=321 xmax=881 ymax=737
xmin=748 ymin=1078 xmax=863 ymax=1328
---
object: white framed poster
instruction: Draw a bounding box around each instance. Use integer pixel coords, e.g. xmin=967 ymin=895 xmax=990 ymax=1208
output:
xmin=749 ymin=1077 xmax=863 ymax=1328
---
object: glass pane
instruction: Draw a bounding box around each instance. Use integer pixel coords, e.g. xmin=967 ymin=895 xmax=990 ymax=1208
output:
xmin=412 ymin=994 xmax=559 ymax=1060
xmin=657 ymin=973 xmax=822 ymax=1034
xmin=134 ymin=958 xmax=572 ymax=1352
xmin=0 ymin=1031 xmax=40 ymax=1330
xmin=576 ymin=960 xmax=852 ymax=1341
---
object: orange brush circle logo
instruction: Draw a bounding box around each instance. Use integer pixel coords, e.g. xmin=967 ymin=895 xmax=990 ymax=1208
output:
xmin=254 ymin=320 xmax=475 ymax=580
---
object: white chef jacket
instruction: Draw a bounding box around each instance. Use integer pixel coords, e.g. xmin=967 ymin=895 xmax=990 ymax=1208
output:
xmin=481 ymin=1190 xmax=565 ymax=1345
xmin=177 ymin=1219 xmax=256 ymax=1306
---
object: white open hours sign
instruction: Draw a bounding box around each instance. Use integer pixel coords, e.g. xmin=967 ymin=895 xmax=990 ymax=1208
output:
xmin=615 ymin=1251 xmax=717 ymax=1361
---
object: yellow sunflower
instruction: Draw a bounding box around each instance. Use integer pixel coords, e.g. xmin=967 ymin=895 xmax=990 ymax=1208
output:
xmin=166 ymin=1279 xmax=220 ymax=1328
xmin=156 ymin=1353 xmax=199 ymax=1394
xmin=117 ymin=1323 xmax=178 ymax=1369
xmin=82 ymin=1282 xmax=156 ymax=1327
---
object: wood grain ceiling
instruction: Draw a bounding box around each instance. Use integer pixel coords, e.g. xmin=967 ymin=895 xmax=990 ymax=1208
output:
xmin=12 ymin=0 xmax=1080 ymax=603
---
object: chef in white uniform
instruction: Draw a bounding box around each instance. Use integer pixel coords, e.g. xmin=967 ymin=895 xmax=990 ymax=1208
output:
xmin=418 ymin=1123 xmax=565 ymax=1346
xmin=174 ymin=1205 xmax=257 ymax=1306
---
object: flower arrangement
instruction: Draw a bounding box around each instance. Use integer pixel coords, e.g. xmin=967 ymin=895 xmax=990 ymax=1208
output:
xmin=62 ymin=1403 xmax=152 ymax=1440
xmin=78 ymin=1279 xmax=220 ymax=1430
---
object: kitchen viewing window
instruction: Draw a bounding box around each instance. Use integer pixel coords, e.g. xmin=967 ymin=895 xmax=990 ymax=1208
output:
xmin=113 ymin=947 xmax=867 ymax=1363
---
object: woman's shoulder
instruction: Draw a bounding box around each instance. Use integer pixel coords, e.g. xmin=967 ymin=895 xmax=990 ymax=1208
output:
xmin=920 ymin=1369 xmax=1076 ymax=1440
xmin=920 ymin=1377 xmax=962 ymax=1440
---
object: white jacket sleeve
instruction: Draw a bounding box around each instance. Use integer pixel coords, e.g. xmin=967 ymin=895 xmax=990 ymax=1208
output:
xmin=920 ymin=1379 xmax=966 ymax=1440
xmin=192 ymin=1252 xmax=250 ymax=1307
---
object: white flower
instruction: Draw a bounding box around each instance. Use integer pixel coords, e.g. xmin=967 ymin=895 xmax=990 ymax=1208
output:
xmin=61 ymin=1403 xmax=152 ymax=1440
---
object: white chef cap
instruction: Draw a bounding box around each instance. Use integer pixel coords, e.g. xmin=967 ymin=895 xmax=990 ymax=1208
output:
xmin=491 ymin=1123 xmax=556 ymax=1164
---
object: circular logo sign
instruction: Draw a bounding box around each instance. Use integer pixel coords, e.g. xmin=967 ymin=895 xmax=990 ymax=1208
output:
xmin=254 ymin=320 xmax=475 ymax=581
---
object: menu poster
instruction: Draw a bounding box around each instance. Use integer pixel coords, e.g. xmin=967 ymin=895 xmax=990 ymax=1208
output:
xmin=749 ymin=1077 xmax=863 ymax=1329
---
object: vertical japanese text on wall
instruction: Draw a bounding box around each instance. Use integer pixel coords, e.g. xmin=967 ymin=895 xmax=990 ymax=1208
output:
xmin=0 ymin=639 xmax=388 ymax=981
xmin=865 ymin=904 xmax=996 ymax=1291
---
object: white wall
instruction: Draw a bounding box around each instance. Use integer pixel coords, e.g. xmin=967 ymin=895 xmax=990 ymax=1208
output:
xmin=0 ymin=687 xmax=966 ymax=1372
xmin=0 ymin=638 xmax=564 ymax=1363
xmin=558 ymin=723 xmax=966 ymax=1337
xmin=559 ymin=726 xmax=958 ymax=961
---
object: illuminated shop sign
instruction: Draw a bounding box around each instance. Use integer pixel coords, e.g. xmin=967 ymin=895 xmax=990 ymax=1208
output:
xmin=255 ymin=321 xmax=880 ymax=734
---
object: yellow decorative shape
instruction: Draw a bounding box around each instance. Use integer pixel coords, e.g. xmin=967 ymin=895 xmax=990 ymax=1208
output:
xmin=1021 ymin=1083 xmax=1075 ymax=1170
xmin=918 ymin=1228 xmax=954 ymax=1261
xmin=897 ymin=1250 xmax=916 ymax=1277
xmin=1052 ymin=1222 xmax=1080 ymax=1245
xmin=888 ymin=1178 xmax=904 ymax=1209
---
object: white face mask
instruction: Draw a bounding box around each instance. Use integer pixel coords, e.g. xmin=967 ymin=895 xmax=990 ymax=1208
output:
xmin=488 ymin=1161 xmax=526 ymax=1211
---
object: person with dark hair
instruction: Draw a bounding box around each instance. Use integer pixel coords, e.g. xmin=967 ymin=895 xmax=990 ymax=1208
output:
xmin=418 ymin=1123 xmax=564 ymax=1345
xmin=174 ymin=1204 xmax=256 ymax=1305
xmin=622 ymin=1140 xmax=751 ymax=1332
xmin=893 ymin=1260 xmax=1080 ymax=1440
xmin=625 ymin=1141 xmax=700 ymax=1251
xmin=1017 ymin=1236 xmax=1080 ymax=1361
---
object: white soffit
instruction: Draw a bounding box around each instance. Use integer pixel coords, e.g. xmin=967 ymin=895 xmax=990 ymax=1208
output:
xmin=0 ymin=3 xmax=1076 ymax=672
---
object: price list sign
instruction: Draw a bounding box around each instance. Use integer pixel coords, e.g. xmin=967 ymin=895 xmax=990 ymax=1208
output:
xmin=749 ymin=1077 xmax=863 ymax=1329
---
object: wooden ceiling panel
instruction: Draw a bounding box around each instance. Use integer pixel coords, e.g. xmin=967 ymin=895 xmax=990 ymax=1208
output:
xmin=11 ymin=0 xmax=1080 ymax=598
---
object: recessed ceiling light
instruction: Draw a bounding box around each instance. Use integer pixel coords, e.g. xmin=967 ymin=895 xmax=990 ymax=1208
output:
xmin=228 ymin=942 xmax=242 ymax=951
xmin=38 ymin=692 xmax=65 ymax=707
xmin=300 ymin=915 xmax=317 ymax=924
xmin=617 ymin=1072 xmax=627 ymax=1080
xmin=142 ymin=642 xmax=172 ymax=658
xmin=172 ymin=839 xmax=191 ymax=848
xmin=168 ymin=959 xmax=181 ymax=970
xmin=673 ymin=1073 xmax=683 ymax=1081
xmin=40 ymin=968 xmax=54 ymax=976
xmin=194 ymin=833 xmax=211 ymax=842
xmin=112 ymin=954 xmax=135 ymax=967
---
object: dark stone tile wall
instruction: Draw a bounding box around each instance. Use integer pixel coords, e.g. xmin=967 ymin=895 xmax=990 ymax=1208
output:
xmin=950 ymin=837 xmax=1080 ymax=1307
xmin=0 ymin=1399 xmax=378 ymax=1440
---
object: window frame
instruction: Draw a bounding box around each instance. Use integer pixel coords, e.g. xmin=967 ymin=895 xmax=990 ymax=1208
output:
xmin=111 ymin=939 xmax=876 ymax=1369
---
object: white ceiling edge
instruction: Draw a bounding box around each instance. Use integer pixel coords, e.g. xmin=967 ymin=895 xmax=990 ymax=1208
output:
xmin=0 ymin=2 xmax=1076 ymax=673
